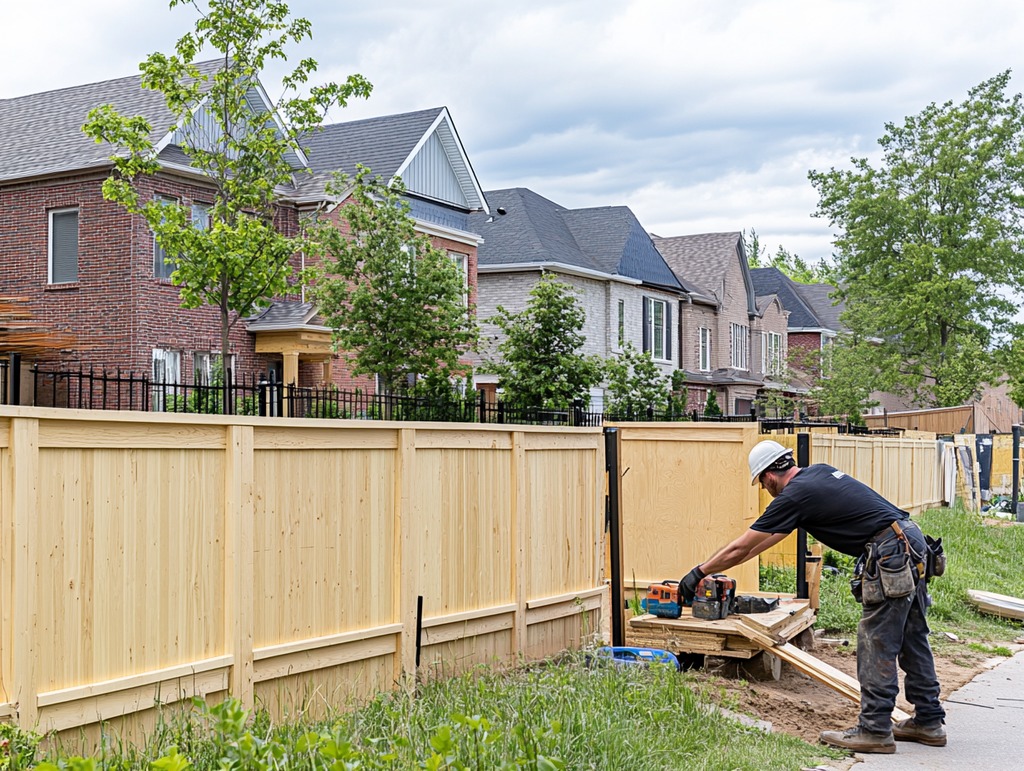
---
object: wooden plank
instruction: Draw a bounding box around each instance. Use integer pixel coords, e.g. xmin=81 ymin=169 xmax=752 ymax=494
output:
xmin=11 ymin=417 xmax=39 ymax=728
xmin=396 ymin=429 xmax=417 ymax=684
xmin=39 ymin=420 xmax=225 ymax=450
xmin=39 ymin=667 xmax=228 ymax=733
xmin=526 ymin=586 xmax=606 ymax=609
xmin=224 ymin=425 xmax=255 ymax=709
xmin=967 ymin=589 xmax=1024 ymax=620
xmin=519 ymin=432 xmax=603 ymax=451
xmin=512 ymin=432 xmax=528 ymax=656
xmin=526 ymin=595 xmax=602 ymax=626
xmin=254 ymin=426 xmax=398 ymax=450
xmin=415 ymin=430 xmax=513 ymax=450
xmin=253 ymin=624 xmax=403 ymax=661
xmin=37 ymin=656 xmax=233 ymax=707
xmin=421 ymin=612 xmax=515 ymax=645
xmin=254 ymin=636 xmax=396 ymax=683
xmin=422 ymin=605 xmax=518 ymax=628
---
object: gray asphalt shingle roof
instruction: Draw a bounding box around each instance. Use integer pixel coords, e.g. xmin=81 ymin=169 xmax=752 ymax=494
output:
xmin=652 ymin=232 xmax=750 ymax=309
xmin=469 ymin=188 xmax=683 ymax=290
xmin=246 ymin=301 xmax=325 ymax=329
xmin=749 ymin=267 xmax=845 ymax=331
xmin=0 ymin=60 xmax=223 ymax=184
xmin=300 ymin=107 xmax=442 ymax=179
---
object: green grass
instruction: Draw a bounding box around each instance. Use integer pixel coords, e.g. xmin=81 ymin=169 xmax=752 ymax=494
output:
xmin=759 ymin=504 xmax=1024 ymax=641
xmin=16 ymin=658 xmax=841 ymax=771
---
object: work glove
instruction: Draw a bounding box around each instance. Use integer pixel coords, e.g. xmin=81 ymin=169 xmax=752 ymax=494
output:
xmin=678 ymin=565 xmax=706 ymax=606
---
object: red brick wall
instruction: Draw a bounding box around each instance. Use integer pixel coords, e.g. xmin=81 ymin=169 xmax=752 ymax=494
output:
xmin=0 ymin=171 xmax=300 ymax=384
xmin=788 ymin=331 xmax=824 ymax=376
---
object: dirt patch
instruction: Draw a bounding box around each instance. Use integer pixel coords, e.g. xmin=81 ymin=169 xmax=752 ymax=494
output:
xmin=691 ymin=634 xmax=1016 ymax=746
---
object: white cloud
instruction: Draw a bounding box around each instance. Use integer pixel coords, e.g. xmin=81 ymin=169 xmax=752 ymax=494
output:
xmin=5 ymin=0 xmax=1024 ymax=273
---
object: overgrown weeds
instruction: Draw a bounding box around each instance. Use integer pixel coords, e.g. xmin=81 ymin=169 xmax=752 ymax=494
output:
xmin=9 ymin=656 xmax=838 ymax=770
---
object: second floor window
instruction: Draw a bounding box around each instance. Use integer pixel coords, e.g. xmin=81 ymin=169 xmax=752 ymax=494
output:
xmin=643 ymin=297 xmax=671 ymax=362
xmin=154 ymin=196 xmax=178 ymax=279
xmin=699 ymin=327 xmax=711 ymax=371
xmin=763 ymin=331 xmax=783 ymax=376
xmin=49 ymin=207 xmax=79 ymax=284
xmin=730 ymin=323 xmax=749 ymax=370
xmin=448 ymin=251 xmax=468 ymax=307
xmin=617 ymin=299 xmax=625 ymax=348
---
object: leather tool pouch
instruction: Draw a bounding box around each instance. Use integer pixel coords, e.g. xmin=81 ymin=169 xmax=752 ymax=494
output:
xmin=876 ymin=538 xmax=915 ymax=599
xmin=860 ymin=545 xmax=886 ymax=605
xmin=925 ymin=535 xmax=946 ymax=580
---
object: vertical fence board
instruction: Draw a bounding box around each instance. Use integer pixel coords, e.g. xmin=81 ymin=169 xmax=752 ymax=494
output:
xmin=224 ymin=426 xmax=254 ymax=709
xmin=11 ymin=418 xmax=38 ymax=727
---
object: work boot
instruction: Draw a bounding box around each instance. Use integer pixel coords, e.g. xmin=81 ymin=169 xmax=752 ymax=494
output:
xmin=819 ymin=726 xmax=896 ymax=754
xmin=893 ymin=717 xmax=947 ymax=747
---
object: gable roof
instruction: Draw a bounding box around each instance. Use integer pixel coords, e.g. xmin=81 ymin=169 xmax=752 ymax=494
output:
xmin=469 ymin=188 xmax=683 ymax=291
xmin=299 ymin=107 xmax=488 ymax=212
xmin=749 ymin=267 xmax=844 ymax=332
xmin=0 ymin=60 xmax=299 ymax=185
xmin=652 ymin=232 xmax=756 ymax=314
xmin=246 ymin=300 xmax=327 ymax=331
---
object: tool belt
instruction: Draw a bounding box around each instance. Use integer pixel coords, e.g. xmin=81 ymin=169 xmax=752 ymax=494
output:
xmin=850 ymin=520 xmax=944 ymax=604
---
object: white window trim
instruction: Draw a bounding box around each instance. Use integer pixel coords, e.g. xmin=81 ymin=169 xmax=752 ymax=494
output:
xmin=647 ymin=297 xmax=670 ymax=362
xmin=615 ymin=298 xmax=625 ymax=352
xmin=764 ymin=331 xmax=782 ymax=377
xmin=448 ymin=251 xmax=469 ymax=307
xmin=154 ymin=195 xmax=179 ymax=280
xmin=730 ymin=323 xmax=749 ymax=371
xmin=48 ymin=206 xmax=79 ymax=284
xmin=699 ymin=327 xmax=711 ymax=372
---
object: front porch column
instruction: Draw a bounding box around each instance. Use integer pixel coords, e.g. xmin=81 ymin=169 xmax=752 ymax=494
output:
xmin=282 ymin=352 xmax=299 ymax=417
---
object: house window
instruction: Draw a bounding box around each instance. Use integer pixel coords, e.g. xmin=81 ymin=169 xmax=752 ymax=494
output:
xmin=448 ymin=251 xmax=468 ymax=307
xmin=193 ymin=351 xmax=235 ymax=386
xmin=49 ymin=208 xmax=79 ymax=284
xmin=643 ymin=297 xmax=671 ymax=362
xmin=154 ymin=196 xmax=179 ymax=279
xmin=617 ymin=299 xmax=625 ymax=348
xmin=151 ymin=348 xmax=181 ymax=412
xmin=821 ymin=336 xmax=834 ymax=378
xmin=699 ymin=327 xmax=711 ymax=372
xmin=763 ymin=331 xmax=782 ymax=376
xmin=192 ymin=202 xmax=210 ymax=231
xmin=730 ymin=323 xmax=749 ymax=370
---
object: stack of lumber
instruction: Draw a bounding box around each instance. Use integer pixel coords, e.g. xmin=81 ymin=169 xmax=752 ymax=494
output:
xmin=628 ymin=597 xmax=815 ymax=660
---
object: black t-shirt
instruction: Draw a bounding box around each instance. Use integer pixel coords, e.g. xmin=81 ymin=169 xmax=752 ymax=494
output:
xmin=751 ymin=464 xmax=908 ymax=556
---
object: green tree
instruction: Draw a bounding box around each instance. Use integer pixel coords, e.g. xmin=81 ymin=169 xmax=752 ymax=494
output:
xmin=604 ymin=343 xmax=670 ymax=418
xmin=307 ymin=168 xmax=479 ymax=394
xmin=483 ymin=274 xmax=604 ymax=410
xmin=703 ymin=389 xmax=723 ymax=417
xmin=83 ymin=0 xmax=372 ymax=385
xmin=743 ymin=228 xmax=765 ymax=268
xmin=809 ymin=71 xmax=1024 ymax=407
xmin=809 ymin=336 xmax=880 ymax=423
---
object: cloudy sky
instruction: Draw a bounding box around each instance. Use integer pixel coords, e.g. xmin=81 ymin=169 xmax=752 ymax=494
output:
xmin=4 ymin=0 xmax=1023 ymax=262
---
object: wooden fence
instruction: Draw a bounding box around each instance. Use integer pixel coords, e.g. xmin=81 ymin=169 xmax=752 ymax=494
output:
xmin=760 ymin=433 xmax=943 ymax=567
xmin=0 ymin=407 xmax=605 ymax=737
xmin=610 ymin=422 xmax=762 ymax=594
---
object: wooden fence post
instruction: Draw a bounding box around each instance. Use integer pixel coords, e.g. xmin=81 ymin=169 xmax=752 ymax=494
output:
xmin=224 ymin=425 xmax=255 ymax=709
xmin=511 ymin=432 xmax=528 ymax=656
xmin=395 ymin=429 xmax=417 ymax=685
xmin=11 ymin=417 xmax=39 ymax=728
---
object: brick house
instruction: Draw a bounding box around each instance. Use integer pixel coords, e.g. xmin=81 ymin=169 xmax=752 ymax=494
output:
xmin=468 ymin=188 xmax=686 ymax=409
xmin=0 ymin=64 xmax=486 ymax=401
xmin=653 ymin=232 xmax=790 ymax=416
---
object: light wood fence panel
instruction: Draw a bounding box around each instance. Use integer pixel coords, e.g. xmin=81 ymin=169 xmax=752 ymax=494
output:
xmin=0 ymin=408 xmax=604 ymax=738
xmin=762 ymin=433 xmax=943 ymax=567
xmin=610 ymin=423 xmax=761 ymax=594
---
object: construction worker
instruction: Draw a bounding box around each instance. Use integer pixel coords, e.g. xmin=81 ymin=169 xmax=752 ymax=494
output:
xmin=679 ymin=439 xmax=945 ymax=754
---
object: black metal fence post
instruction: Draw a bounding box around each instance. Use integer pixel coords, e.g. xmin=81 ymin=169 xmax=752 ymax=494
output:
xmin=604 ymin=427 xmax=625 ymax=647
xmin=8 ymin=353 xmax=21 ymax=405
xmin=796 ymin=432 xmax=810 ymax=600
xmin=1013 ymin=424 xmax=1022 ymax=522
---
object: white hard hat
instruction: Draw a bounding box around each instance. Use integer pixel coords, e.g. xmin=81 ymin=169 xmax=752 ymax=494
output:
xmin=748 ymin=440 xmax=793 ymax=485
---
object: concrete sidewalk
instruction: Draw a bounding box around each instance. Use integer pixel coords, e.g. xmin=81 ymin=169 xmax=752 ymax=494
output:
xmin=835 ymin=649 xmax=1024 ymax=770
